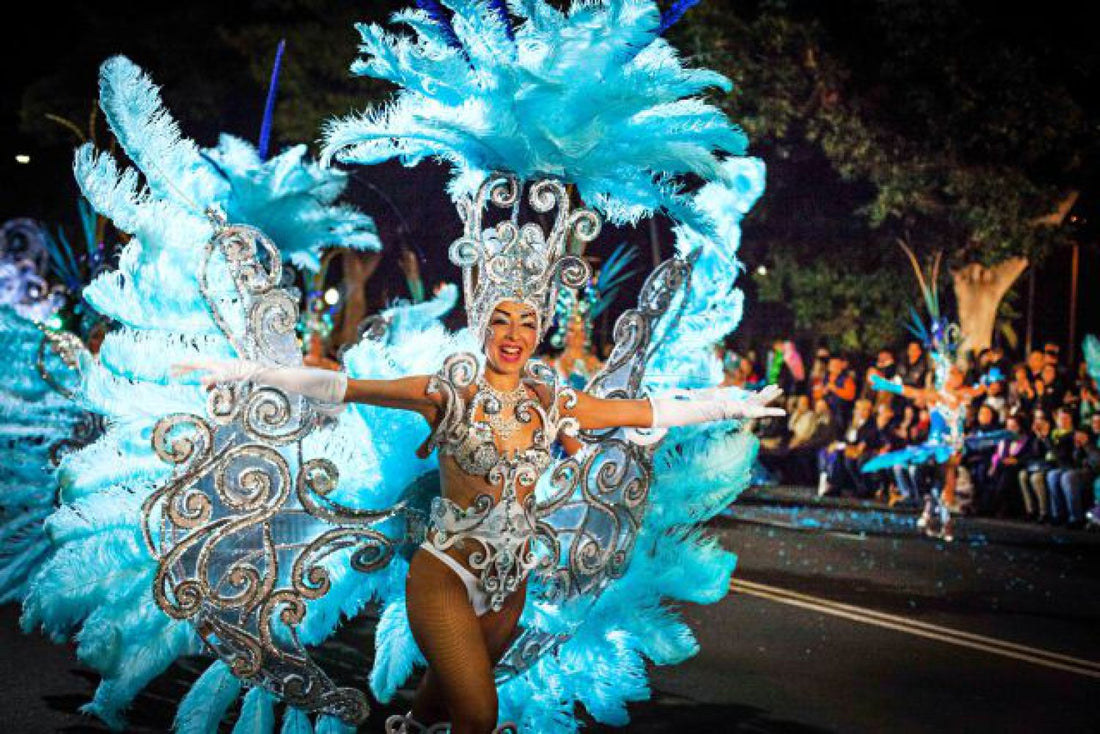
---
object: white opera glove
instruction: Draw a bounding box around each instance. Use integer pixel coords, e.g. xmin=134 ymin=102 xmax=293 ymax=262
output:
xmin=171 ymin=358 xmax=348 ymax=405
xmin=648 ymin=385 xmax=785 ymax=428
xmin=690 ymin=383 xmax=784 ymax=408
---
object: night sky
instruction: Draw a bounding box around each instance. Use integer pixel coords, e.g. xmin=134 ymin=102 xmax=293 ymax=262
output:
xmin=2 ymin=1 xmax=1097 ymax=361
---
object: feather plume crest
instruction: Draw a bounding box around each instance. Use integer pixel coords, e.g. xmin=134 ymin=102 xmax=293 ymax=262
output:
xmin=323 ymin=0 xmax=746 ymax=230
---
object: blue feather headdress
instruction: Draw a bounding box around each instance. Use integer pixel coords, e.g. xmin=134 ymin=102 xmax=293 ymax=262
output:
xmin=321 ymin=0 xmax=745 ymax=230
xmin=899 ymin=243 xmax=960 ymax=388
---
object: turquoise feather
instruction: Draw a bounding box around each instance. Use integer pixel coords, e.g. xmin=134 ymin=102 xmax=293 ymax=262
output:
xmin=280 ymin=707 xmax=314 ymax=734
xmin=314 ymin=715 xmax=357 ymax=734
xmin=174 ymin=661 xmax=243 ymax=734
xmin=370 ymin=599 xmax=426 ymax=702
xmin=232 ymin=687 xmax=277 ymax=734
xmin=323 ymin=0 xmax=746 ymax=230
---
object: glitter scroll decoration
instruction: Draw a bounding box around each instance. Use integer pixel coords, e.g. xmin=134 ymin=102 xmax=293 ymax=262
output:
xmin=142 ymin=212 xmax=418 ymax=724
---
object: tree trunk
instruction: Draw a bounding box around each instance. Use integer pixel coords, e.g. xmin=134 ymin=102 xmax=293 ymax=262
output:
xmin=951 ymin=257 xmax=1029 ymax=356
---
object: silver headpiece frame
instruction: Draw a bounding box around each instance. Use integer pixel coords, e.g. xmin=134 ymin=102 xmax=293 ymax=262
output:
xmin=448 ymin=173 xmax=600 ymax=342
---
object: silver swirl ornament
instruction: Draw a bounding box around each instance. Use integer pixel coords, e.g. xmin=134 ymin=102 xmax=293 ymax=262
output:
xmin=143 ymin=213 xmax=416 ymax=725
xmin=449 ymin=173 xmax=596 ymax=339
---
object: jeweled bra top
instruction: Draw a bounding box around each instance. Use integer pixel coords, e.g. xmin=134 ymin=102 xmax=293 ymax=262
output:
xmin=421 ymin=352 xmax=578 ymax=611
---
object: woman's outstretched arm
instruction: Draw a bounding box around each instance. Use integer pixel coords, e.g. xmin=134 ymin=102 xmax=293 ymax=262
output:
xmin=172 ymin=359 xmax=438 ymax=416
xmin=566 ymin=384 xmax=785 ymax=432
xmin=343 ymin=375 xmax=437 ymax=415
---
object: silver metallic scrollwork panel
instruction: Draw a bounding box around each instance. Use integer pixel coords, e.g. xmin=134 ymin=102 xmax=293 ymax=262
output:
xmin=144 ymin=214 xmax=414 ymax=724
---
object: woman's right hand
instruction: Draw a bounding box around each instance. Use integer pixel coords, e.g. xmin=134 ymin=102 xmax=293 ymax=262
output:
xmin=171 ymin=359 xmax=262 ymax=387
xmin=171 ymin=359 xmax=348 ymax=405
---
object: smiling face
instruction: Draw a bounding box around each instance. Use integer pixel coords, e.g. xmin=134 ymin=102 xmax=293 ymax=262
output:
xmin=483 ymin=300 xmax=540 ymax=377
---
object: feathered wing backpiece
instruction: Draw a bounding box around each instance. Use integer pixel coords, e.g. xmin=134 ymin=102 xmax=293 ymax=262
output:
xmin=16 ymin=56 xmax=381 ymax=731
xmin=321 ymin=0 xmax=746 ymax=230
xmin=491 ymin=157 xmax=765 ymax=731
xmin=0 ymin=309 xmax=101 ymax=604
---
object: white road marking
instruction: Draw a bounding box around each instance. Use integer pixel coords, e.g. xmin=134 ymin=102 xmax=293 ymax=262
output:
xmin=732 ymin=577 xmax=1100 ymax=679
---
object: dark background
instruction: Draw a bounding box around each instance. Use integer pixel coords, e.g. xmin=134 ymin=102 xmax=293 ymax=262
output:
xmin=2 ymin=1 xmax=1096 ymax=361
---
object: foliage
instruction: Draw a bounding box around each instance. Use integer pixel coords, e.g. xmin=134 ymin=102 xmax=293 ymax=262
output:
xmin=677 ymin=0 xmax=1091 ymax=265
xmin=669 ymin=0 xmax=1095 ymax=350
xmin=753 ymin=247 xmax=913 ymax=353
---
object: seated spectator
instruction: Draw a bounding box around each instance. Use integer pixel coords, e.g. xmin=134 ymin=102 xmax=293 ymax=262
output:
xmin=790 ymin=398 xmax=838 ymax=484
xmin=964 ymin=404 xmax=1002 ymax=513
xmin=858 ymin=402 xmax=904 ymax=499
xmin=760 ymin=395 xmax=834 ymax=484
xmin=822 ymin=356 xmax=858 ymax=428
xmin=1051 ymin=427 xmax=1097 ymax=529
xmin=897 ymin=341 xmax=930 ymax=393
xmin=1045 ymin=408 xmax=1080 ymax=525
xmin=1020 ymin=413 xmax=1053 ymax=522
xmin=818 ymin=399 xmax=874 ymax=497
xmin=786 ymin=395 xmax=815 ymax=445
xmin=986 ymin=414 xmax=1031 ymax=517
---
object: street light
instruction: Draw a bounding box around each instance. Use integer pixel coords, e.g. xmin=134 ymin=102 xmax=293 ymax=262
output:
xmin=14 ymin=154 xmax=30 ymax=164
xmin=756 ymin=264 xmax=768 ymax=276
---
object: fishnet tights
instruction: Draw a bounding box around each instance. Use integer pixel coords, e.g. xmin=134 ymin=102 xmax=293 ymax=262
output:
xmin=405 ymin=548 xmax=525 ymax=734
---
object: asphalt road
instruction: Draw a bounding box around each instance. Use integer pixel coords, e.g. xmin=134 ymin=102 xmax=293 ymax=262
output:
xmin=2 ymin=487 xmax=1098 ymax=733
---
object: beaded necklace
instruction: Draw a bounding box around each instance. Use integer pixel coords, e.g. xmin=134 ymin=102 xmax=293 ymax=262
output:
xmin=476 ymin=375 xmax=528 ymax=440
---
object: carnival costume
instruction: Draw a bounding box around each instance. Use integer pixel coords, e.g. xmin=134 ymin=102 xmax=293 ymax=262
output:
xmin=7 ymin=2 xmax=777 ymax=733
xmin=548 ymin=244 xmax=638 ymax=388
xmin=1084 ymin=335 xmax=1100 ymax=530
xmin=0 ymin=221 xmax=101 ymax=604
xmin=863 ymin=249 xmax=1003 ymax=540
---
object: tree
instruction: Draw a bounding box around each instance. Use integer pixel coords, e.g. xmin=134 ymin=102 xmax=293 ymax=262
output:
xmin=19 ymin=1 xmax=400 ymax=155
xmin=676 ymin=0 xmax=1096 ymax=354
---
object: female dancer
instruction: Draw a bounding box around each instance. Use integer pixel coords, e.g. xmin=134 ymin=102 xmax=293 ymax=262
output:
xmin=177 ymin=245 xmax=784 ymax=733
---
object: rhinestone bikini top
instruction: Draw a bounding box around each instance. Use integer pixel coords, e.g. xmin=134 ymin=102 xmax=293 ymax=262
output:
xmin=423 ymin=352 xmax=577 ymax=481
xmin=421 ymin=352 xmax=579 ymax=611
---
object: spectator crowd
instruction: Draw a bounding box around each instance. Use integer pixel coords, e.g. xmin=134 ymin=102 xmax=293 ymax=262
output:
xmin=724 ymin=339 xmax=1100 ymax=529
